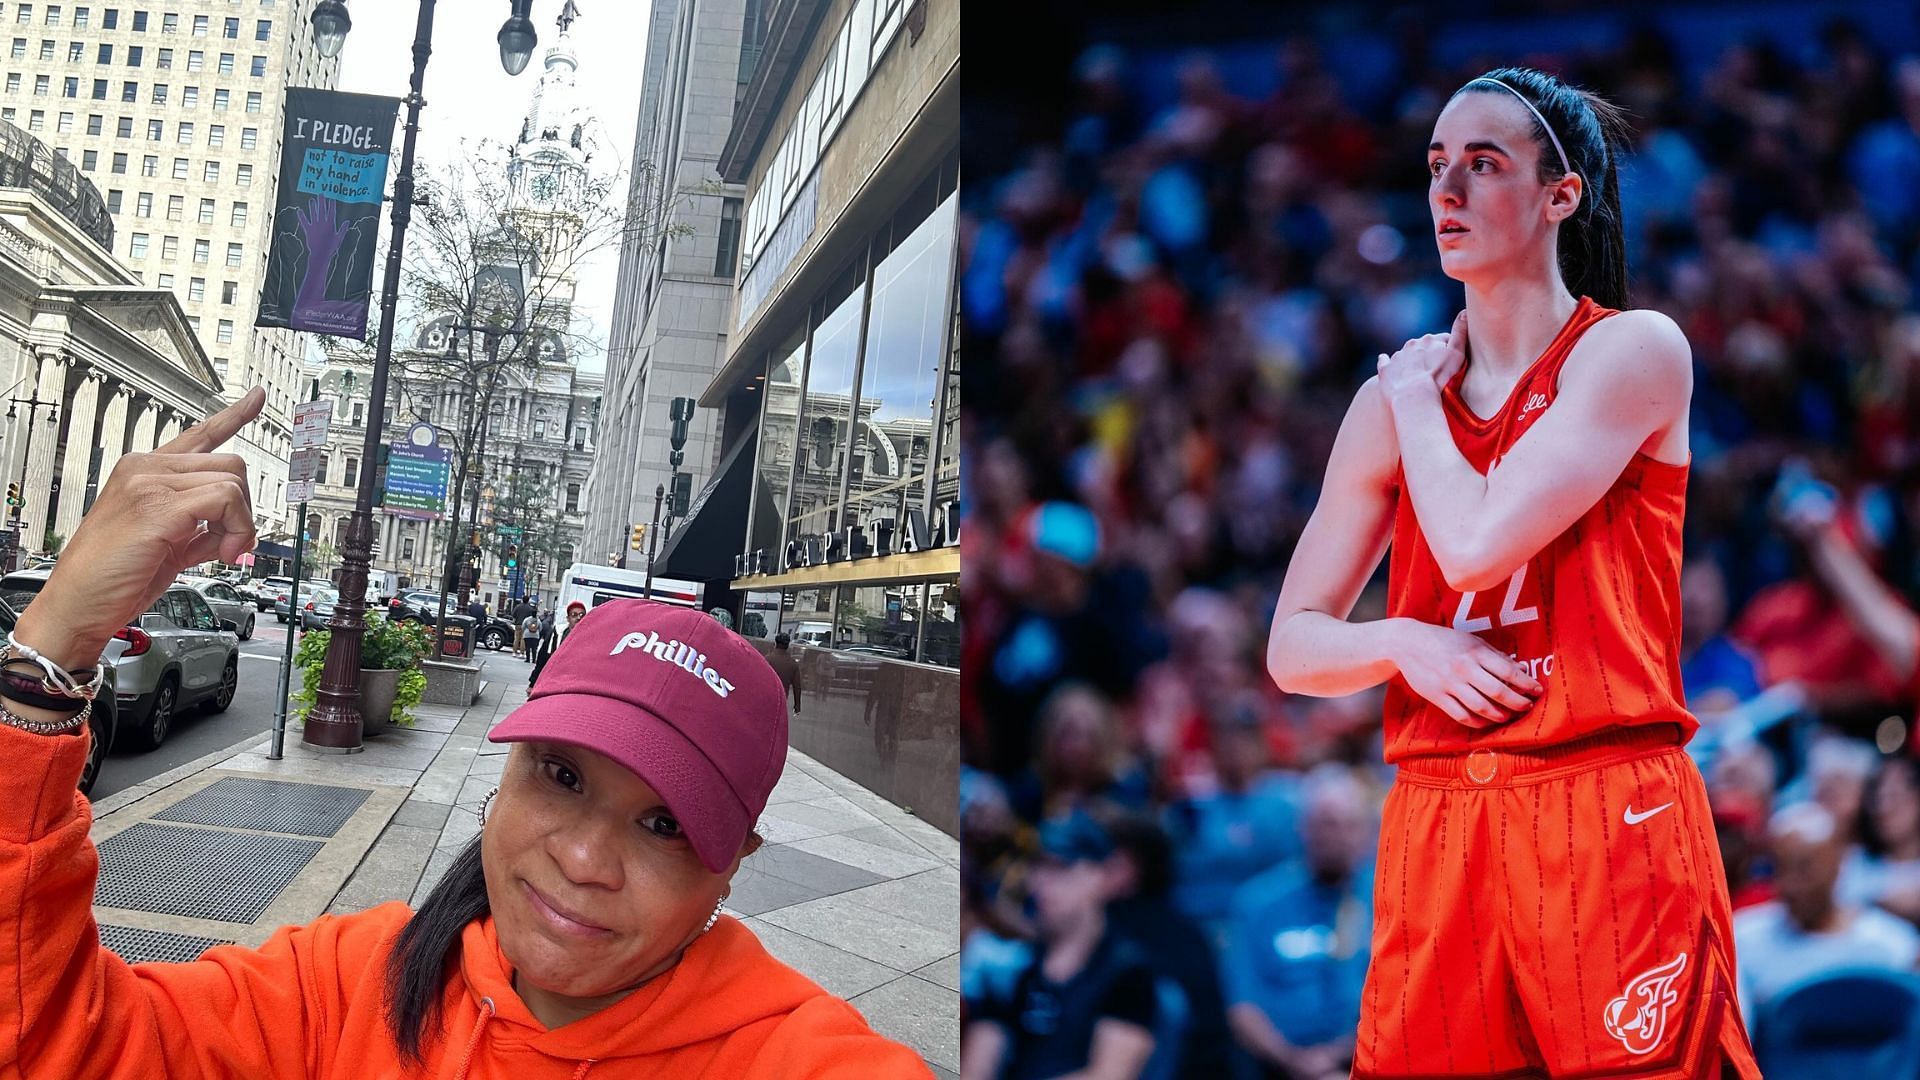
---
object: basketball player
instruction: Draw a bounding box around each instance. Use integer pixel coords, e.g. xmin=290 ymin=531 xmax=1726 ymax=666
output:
xmin=1265 ymin=67 xmax=1760 ymax=1078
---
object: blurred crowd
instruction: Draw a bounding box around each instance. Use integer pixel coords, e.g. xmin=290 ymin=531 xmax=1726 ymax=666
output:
xmin=960 ymin=8 xmax=1920 ymax=1079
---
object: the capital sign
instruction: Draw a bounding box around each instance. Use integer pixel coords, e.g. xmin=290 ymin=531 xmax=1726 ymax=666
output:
xmin=735 ymin=500 xmax=959 ymax=579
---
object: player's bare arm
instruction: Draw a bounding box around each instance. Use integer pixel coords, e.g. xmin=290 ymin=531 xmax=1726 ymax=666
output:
xmin=1378 ymin=307 xmax=1692 ymax=592
xmin=1267 ymin=378 xmax=1541 ymax=725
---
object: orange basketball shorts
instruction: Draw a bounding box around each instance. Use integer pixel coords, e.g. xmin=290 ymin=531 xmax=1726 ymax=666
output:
xmin=1354 ymin=726 xmax=1761 ymax=1078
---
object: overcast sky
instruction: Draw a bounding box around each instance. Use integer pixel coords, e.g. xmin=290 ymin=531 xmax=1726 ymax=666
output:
xmin=332 ymin=1 xmax=653 ymax=375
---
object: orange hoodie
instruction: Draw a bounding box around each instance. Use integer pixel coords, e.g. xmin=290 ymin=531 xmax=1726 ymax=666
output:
xmin=0 ymin=723 xmax=937 ymax=1078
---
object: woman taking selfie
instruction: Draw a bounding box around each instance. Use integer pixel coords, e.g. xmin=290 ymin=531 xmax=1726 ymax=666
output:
xmin=0 ymin=388 xmax=929 ymax=1077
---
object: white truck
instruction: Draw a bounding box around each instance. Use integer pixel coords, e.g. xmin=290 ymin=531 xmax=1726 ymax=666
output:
xmin=555 ymin=563 xmax=704 ymax=615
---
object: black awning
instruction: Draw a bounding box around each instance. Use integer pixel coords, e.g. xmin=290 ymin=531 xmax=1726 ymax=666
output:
xmin=656 ymin=432 xmax=758 ymax=582
xmin=255 ymin=539 xmax=297 ymax=560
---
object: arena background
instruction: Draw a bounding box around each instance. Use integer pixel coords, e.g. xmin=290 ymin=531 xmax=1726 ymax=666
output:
xmin=959 ymin=1 xmax=1920 ymax=1076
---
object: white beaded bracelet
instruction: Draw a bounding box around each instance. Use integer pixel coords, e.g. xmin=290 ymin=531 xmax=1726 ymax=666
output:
xmin=3 ymin=632 xmax=103 ymax=701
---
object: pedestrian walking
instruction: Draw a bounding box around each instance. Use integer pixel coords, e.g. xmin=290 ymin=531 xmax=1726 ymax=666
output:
xmin=512 ymin=595 xmax=535 ymax=657
xmin=0 ymin=387 xmax=930 ymax=1077
xmin=768 ymin=632 xmax=802 ymax=715
xmin=532 ymin=601 xmax=588 ymax=690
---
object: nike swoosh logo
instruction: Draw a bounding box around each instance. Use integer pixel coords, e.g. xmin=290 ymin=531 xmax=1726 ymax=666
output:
xmin=1623 ymin=802 xmax=1673 ymax=826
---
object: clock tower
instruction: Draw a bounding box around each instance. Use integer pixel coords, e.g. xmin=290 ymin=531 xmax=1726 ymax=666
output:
xmin=504 ymin=0 xmax=598 ymax=314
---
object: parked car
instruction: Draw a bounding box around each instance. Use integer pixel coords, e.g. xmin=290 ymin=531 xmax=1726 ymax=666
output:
xmin=249 ymin=576 xmax=293 ymax=611
xmin=386 ymin=590 xmax=485 ymax=649
xmin=274 ymin=582 xmax=324 ymax=624
xmin=0 ymin=594 xmax=118 ymax=796
xmin=301 ymin=587 xmax=341 ymax=631
xmin=105 ymin=585 xmax=240 ymax=750
xmin=0 ymin=572 xmax=229 ymax=753
xmin=177 ymin=576 xmax=256 ymax=640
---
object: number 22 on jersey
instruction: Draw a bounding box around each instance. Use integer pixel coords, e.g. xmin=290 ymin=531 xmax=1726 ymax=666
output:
xmin=1451 ymin=564 xmax=1540 ymax=634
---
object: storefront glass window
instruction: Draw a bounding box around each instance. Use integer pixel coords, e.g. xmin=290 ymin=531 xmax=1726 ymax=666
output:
xmin=788 ymin=277 xmax=864 ymax=547
xmin=846 ymin=192 xmax=956 ymax=543
xmin=750 ymin=332 xmax=804 ymax=557
xmin=920 ymin=580 xmax=959 ymax=668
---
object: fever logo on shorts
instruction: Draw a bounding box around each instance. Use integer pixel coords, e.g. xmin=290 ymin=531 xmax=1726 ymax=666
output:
xmin=1602 ymin=952 xmax=1688 ymax=1055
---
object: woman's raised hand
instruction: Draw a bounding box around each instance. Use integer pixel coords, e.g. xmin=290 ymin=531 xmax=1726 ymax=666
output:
xmin=15 ymin=387 xmax=264 ymax=670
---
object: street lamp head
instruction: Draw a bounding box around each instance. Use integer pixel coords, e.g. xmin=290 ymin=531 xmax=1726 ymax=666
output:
xmin=498 ymin=1 xmax=538 ymax=75
xmin=310 ymin=0 xmax=351 ymax=60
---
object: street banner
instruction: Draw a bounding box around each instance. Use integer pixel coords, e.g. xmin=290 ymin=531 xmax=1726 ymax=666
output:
xmin=256 ymin=88 xmax=401 ymax=337
xmin=384 ymin=423 xmax=450 ymax=521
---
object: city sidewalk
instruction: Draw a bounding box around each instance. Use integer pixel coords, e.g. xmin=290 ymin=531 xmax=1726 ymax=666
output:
xmin=86 ymin=653 xmax=960 ymax=1077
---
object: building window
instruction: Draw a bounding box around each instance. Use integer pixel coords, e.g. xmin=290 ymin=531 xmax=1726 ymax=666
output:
xmin=221 ymin=16 xmax=235 ymax=38
xmin=134 ymin=191 xmax=149 ymax=216
xmin=56 ymin=110 xmax=71 ymax=132
xmin=6 ymin=38 xmax=19 ymax=59
xmin=565 ymin=484 xmax=579 ymax=513
xmin=156 ymin=273 xmax=172 ymax=288
xmin=74 ymin=7 xmax=88 ymax=29
xmin=31 ymin=74 xmax=47 ymax=96
xmin=4 ymin=74 xmax=18 ymax=94
xmin=186 ymin=49 xmax=200 ymax=71
xmin=220 ymin=279 xmax=236 ymax=304
xmin=95 ymin=42 xmax=108 ymax=63
xmin=715 ymin=197 xmax=742 ymax=278
xmin=120 ymin=80 xmax=134 ymax=102
xmin=139 ymin=154 xmax=155 ymax=176
xmin=164 ymin=193 xmax=180 ymax=220
xmin=196 ymin=197 xmax=212 ymax=224
xmin=128 ymin=232 xmax=147 ymax=258
xmin=249 ymin=54 xmax=264 ymax=77
xmin=149 ymin=83 xmax=165 ymax=103
xmin=79 ymin=147 xmax=93 ymax=169
xmin=207 ymin=123 xmax=222 ymax=147
xmin=224 ymin=241 xmax=240 ymax=268
xmin=211 ymin=87 xmax=226 ymax=110
xmin=175 ymin=120 xmax=191 ymax=144
xmin=170 ymin=157 xmax=185 ymax=179
xmin=12 ymin=8 xmax=27 ymax=26
xmin=187 ymin=277 xmax=203 ymax=301
xmin=98 ymin=6 xmax=112 ymax=29
xmin=190 ymin=13 xmax=205 ymax=36
xmin=235 ymin=163 xmax=250 ymax=185
xmin=229 ymin=202 xmax=246 ymax=227
xmin=35 ymin=39 xmax=50 ymax=61
xmin=131 ymin=10 xmax=145 ymax=32
xmin=402 ymin=537 xmax=413 ymax=560
xmin=145 ymin=117 xmax=160 ymax=139
xmin=89 ymin=78 xmax=103 ymax=99
xmin=192 ymin=238 xmax=207 ymax=263
xmin=60 ymin=76 xmax=75 ymax=98
xmin=155 ymin=46 xmax=169 ymax=68
xmin=126 ymin=44 xmax=140 ymax=66
xmin=315 ymin=453 xmax=327 ymax=486
xmin=215 ymin=319 xmax=232 ymax=343
xmin=110 ymin=150 xmax=126 ymax=173
xmin=87 ymin=113 xmax=101 ymax=135
xmin=66 ymin=40 xmax=80 ymax=61
xmin=159 ymin=234 xmax=176 ymax=259
xmin=343 ymin=457 xmax=357 ymax=487
xmin=244 ymin=91 xmax=259 ymax=113
xmin=160 ymin=12 xmax=175 ymax=34
xmin=181 ymin=85 xmax=196 ymax=107
xmin=203 ymin=160 xmax=218 ymax=182
xmin=24 ymin=109 xmax=41 ymax=131
xmin=216 ymin=52 xmax=231 ymax=75
xmin=239 ymin=126 xmax=255 ymax=149
xmin=255 ymin=19 xmax=269 ymax=41
xmin=43 ymin=4 xmax=58 ymax=26
xmin=351 ymin=401 xmax=363 ymax=427
xmin=104 ymin=188 xmax=120 ymax=213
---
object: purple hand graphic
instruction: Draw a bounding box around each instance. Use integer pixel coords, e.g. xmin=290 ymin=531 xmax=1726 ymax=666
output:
xmin=291 ymin=197 xmax=351 ymax=314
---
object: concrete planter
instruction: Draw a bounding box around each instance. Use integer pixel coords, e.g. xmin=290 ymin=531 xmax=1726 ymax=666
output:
xmin=421 ymin=657 xmax=484 ymax=706
xmin=358 ymin=668 xmax=402 ymax=736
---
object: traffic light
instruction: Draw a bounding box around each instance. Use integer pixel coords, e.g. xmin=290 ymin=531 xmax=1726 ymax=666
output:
xmin=506 ymin=543 xmax=518 ymax=570
xmin=3 ymin=482 xmax=16 ymax=508
xmin=629 ymin=523 xmax=645 ymax=550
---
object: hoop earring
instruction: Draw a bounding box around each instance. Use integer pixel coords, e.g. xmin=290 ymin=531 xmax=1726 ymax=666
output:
xmin=479 ymin=786 xmax=499 ymax=825
xmin=702 ymin=892 xmax=729 ymax=934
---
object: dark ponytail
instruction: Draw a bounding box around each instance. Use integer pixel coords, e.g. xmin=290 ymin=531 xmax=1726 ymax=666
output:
xmin=1455 ymin=67 xmax=1635 ymax=310
xmin=384 ymin=836 xmax=489 ymax=1068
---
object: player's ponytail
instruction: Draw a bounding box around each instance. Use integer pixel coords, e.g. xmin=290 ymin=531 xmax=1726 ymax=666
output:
xmin=1455 ymin=68 xmax=1634 ymax=310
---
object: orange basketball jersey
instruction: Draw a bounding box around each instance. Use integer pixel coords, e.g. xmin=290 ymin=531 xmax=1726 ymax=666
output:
xmin=1381 ymin=296 xmax=1698 ymax=761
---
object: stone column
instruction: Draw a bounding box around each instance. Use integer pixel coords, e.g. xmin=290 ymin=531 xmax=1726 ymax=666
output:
xmin=157 ymin=411 xmax=183 ymax=446
xmin=55 ymin=371 xmax=101 ymax=539
xmin=95 ymin=382 xmax=131 ymax=492
xmin=18 ymin=351 xmax=66 ymax=550
xmin=129 ymin=398 xmax=158 ymax=454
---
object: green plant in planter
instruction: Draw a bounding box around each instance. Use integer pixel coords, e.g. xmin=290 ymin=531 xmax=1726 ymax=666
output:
xmin=291 ymin=615 xmax=433 ymax=726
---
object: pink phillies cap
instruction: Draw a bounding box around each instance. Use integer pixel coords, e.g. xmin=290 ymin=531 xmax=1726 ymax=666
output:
xmin=487 ymin=599 xmax=789 ymax=873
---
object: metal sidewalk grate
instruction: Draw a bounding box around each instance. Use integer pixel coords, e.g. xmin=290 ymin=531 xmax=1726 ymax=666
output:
xmin=98 ymin=924 xmax=234 ymax=965
xmin=95 ymin=822 xmax=322 ymax=923
xmin=153 ymin=777 xmax=371 ymax=838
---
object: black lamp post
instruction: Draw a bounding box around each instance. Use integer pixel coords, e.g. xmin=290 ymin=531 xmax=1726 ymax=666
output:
xmin=302 ymin=0 xmax=538 ymax=752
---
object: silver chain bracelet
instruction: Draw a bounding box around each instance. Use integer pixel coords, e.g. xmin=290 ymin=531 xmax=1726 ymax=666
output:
xmin=0 ymin=694 xmax=90 ymax=735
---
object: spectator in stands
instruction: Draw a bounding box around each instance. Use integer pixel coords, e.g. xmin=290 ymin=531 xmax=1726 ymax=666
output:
xmin=1802 ymin=736 xmax=1879 ymax=847
xmin=1681 ymin=556 xmax=1766 ymax=720
xmin=962 ymin=810 xmax=1159 ymax=1080
xmin=1843 ymin=755 xmax=1920 ymax=924
xmin=1165 ymin=696 xmax=1303 ymax=937
xmin=1103 ymin=811 xmax=1235 ymax=1080
xmin=1222 ymin=766 xmax=1371 ymax=1080
xmin=1011 ymin=683 xmax=1153 ymax=824
xmin=1734 ymin=803 xmax=1920 ymax=1027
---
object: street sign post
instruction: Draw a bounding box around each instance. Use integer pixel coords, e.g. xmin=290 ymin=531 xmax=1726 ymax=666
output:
xmin=383 ymin=423 xmax=450 ymax=520
xmin=272 ymin=398 xmax=334 ymax=760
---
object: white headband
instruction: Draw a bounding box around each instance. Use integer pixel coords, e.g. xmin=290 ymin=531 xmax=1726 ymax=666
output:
xmin=1466 ymin=77 xmax=1573 ymax=177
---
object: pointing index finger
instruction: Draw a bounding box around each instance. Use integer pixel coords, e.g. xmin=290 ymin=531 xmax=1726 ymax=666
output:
xmin=158 ymin=386 xmax=266 ymax=455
